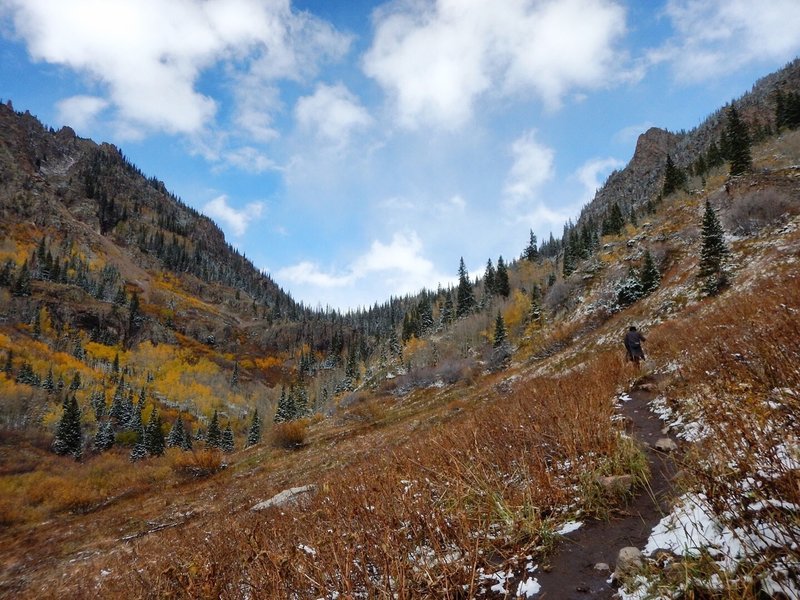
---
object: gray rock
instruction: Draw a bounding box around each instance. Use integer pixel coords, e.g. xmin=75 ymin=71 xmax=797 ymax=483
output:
xmin=251 ymin=484 xmax=316 ymax=512
xmin=596 ymin=474 xmax=634 ymax=496
xmin=614 ymin=546 xmax=643 ymax=581
xmin=594 ymin=562 xmax=610 ymax=571
xmin=654 ymin=438 xmax=678 ymax=453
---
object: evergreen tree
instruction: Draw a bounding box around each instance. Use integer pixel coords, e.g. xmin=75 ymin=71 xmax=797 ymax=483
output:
xmin=483 ymin=259 xmax=496 ymax=296
xmin=53 ymin=395 xmax=82 ymax=459
xmin=602 ymin=203 xmax=625 ymax=236
xmin=221 ymin=423 xmax=235 ymax=453
xmin=11 ymin=260 xmax=31 ymax=297
xmin=230 ymin=361 xmax=239 ymax=389
xmin=69 ymin=371 xmax=81 ymax=391
xmin=417 ymin=297 xmax=434 ymax=335
xmin=439 ymin=291 xmax=454 ymax=328
xmin=456 ymin=258 xmax=475 ymax=318
xmin=127 ymin=398 xmax=144 ymax=443
xmin=274 ymin=387 xmax=290 ymax=424
xmin=205 ymin=410 xmax=222 ymax=448
xmin=639 ymin=249 xmax=661 ymax=295
xmin=523 ymin=230 xmax=539 ymax=262
xmin=495 ymin=256 xmax=510 ymax=298
xmin=144 ymin=408 xmax=165 ymax=456
xmin=699 ymin=201 xmax=729 ymax=295
xmin=662 ymin=154 xmax=687 ymax=196
xmin=617 ymin=267 xmax=644 ymax=307
xmin=42 ymin=367 xmax=55 ymax=394
xmin=129 ymin=442 xmax=147 ymax=462
xmin=166 ymin=414 xmax=186 ymax=448
xmin=180 ymin=424 xmax=193 ymax=451
xmin=246 ymin=409 xmax=261 ymax=447
xmin=528 ymin=285 xmax=543 ymax=325
xmin=493 ymin=311 xmax=507 ymax=348
xmin=724 ymin=105 xmax=752 ymax=176
xmin=93 ymin=420 xmax=115 ymax=452
xmin=90 ymin=389 xmax=106 ymax=420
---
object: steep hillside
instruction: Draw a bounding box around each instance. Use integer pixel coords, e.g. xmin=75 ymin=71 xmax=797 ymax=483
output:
xmin=1 ymin=60 xmax=800 ymax=599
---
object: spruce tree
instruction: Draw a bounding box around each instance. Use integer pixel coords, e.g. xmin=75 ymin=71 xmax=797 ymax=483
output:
xmin=53 ymin=395 xmax=82 ymax=459
xmin=144 ymin=408 xmax=165 ymax=456
xmin=617 ymin=267 xmax=644 ymax=307
xmin=639 ymin=249 xmax=661 ymax=295
xmin=529 ymin=285 xmax=543 ymax=325
xmin=205 ymin=410 xmax=222 ymax=448
xmin=3 ymin=350 xmax=12 ymax=377
xmin=484 ymin=259 xmax=496 ymax=296
xmin=93 ymin=419 xmax=115 ymax=452
xmin=180 ymin=425 xmax=193 ymax=451
xmin=221 ymin=424 xmax=235 ymax=453
xmin=662 ymin=154 xmax=687 ymax=196
xmin=246 ymin=410 xmax=261 ymax=447
xmin=495 ymin=257 xmax=510 ymax=298
xmin=724 ymin=105 xmax=752 ymax=176
xmin=493 ymin=312 xmax=507 ymax=348
xmin=439 ymin=291 xmax=454 ymax=327
xmin=230 ymin=361 xmax=239 ymax=389
xmin=129 ymin=442 xmax=147 ymax=462
xmin=43 ymin=367 xmax=55 ymax=394
xmin=166 ymin=414 xmax=186 ymax=448
xmin=523 ymin=230 xmax=539 ymax=262
xmin=456 ymin=258 xmax=475 ymax=318
xmin=699 ymin=201 xmax=729 ymax=295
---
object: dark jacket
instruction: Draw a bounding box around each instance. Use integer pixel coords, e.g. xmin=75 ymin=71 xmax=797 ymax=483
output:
xmin=624 ymin=330 xmax=646 ymax=360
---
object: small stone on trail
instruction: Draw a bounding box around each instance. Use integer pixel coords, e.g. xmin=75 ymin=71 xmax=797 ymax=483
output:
xmin=613 ymin=547 xmax=643 ymax=581
xmin=654 ymin=438 xmax=678 ymax=453
xmin=596 ymin=475 xmax=634 ymax=496
xmin=594 ymin=563 xmax=610 ymax=571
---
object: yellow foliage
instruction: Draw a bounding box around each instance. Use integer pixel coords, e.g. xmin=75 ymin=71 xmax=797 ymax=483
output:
xmin=504 ymin=289 xmax=530 ymax=337
xmin=84 ymin=342 xmax=126 ymax=364
xmin=404 ymin=337 xmax=428 ymax=358
xmin=253 ymin=356 xmax=284 ymax=370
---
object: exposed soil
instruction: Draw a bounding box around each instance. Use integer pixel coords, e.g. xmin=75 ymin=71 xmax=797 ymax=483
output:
xmin=533 ymin=375 xmax=680 ymax=599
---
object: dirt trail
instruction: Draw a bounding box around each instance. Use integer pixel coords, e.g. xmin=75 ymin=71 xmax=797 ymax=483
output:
xmin=532 ymin=376 xmax=679 ymax=599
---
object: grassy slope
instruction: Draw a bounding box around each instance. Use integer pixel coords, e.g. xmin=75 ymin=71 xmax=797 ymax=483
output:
xmin=1 ymin=132 xmax=800 ymax=598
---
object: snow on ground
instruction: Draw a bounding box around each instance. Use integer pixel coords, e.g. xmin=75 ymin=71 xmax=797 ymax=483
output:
xmin=555 ymin=520 xmax=583 ymax=535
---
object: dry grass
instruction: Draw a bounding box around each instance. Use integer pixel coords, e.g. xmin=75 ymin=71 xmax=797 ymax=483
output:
xmin=270 ymin=419 xmax=309 ymax=449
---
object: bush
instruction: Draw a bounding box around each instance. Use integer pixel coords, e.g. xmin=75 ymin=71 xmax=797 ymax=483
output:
xmin=271 ymin=420 xmax=308 ymax=449
xmin=725 ymin=188 xmax=799 ymax=234
xmin=168 ymin=448 xmax=222 ymax=478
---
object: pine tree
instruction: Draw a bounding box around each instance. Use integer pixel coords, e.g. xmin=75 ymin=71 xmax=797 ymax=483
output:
xmin=90 ymin=389 xmax=105 ymax=420
xmin=699 ymin=201 xmax=729 ymax=295
xmin=724 ymin=105 xmax=752 ymax=176
xmin=617 ymin=267 xmax=644 ymax=307
xmin=246 ymin=410 xmax=261 ymax=447
xmin=662 ymin=154 xmax=687 ymax=196
xmin=11 ymin=260 xmax=31 ymax=297
xmin=483 ymin=259 xmax=496 ymax=296
xmin=274 ymin=386 xmax=293 ymax=423
xmin=144 ymin=408 xmax=165 ymax=457
xmin=180 ymin=425 xmax=193 ymax=451
xmin=456 ymin=258 xmax=475 ymax=318
xmin=69 ymin=371 xmax=81 ymax=391
xmin=93 ymin=419 xmax=115 ymax=452
xmin=602 ymin=203 xmax=625 ymax=236
xmin=523 ymin=230 xmax=539 ymax=262
xmin=639 ymin=249 xmax=661 ymax=295
xmin=221 ymin=424 xmax=235 ymax=453
xmin=439 ymin=291 xmax=454 ymax=327
xmin=495 ymin=257 xmax=510 ymax=298
xmin=42 ymin=367 xmax=55 ymax=394
xmin=129 ymin=443 xmax=147 ymax=462
xmin=53 ymin=395 xmax=82 ymax=459
xmin=3 ymin=350 xmax=12 ymax=378
xmin=230 ymin=361 xmax=240 ymax=389
xmin=493 ymin=311 xmax=507 ymax=348
xmin=529 ymin=285 xmax=543 ymax=325
xmin=166 ymin=414 xmax=186 ymax=448
xmin=205 ymin=410 xmax=222 ymax=448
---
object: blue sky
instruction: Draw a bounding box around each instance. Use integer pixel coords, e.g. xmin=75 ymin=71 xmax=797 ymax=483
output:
xmin=1 ymin=0 xmax=799 ymax=310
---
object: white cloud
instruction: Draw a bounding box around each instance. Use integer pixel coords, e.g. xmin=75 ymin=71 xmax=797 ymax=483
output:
xmin=574 ymin=156 xmax=623 ymax=204
xmin=295 ymin=83 xmax=372 ymax=143
xmin=276 ymin=231 xmax=450 ymax=307
xmin=363 ymin=0 xmax=628 ymax=129
xmin=3 ymin=0 xmax=350 ymax=136
xmin=503 ymin=130 xmax=555 ymax=208
xmin=202 ymin=194 xmax=264 ymax=236
xmin=223 ymin=146 xmax=280 ymax=174
xmin=656 ymin=0 xmax=800 ymax=81
xmin=55 ymin=95 xmax=109 ymax=132
xmin=613 ymin=121 xmax=654 ymax=145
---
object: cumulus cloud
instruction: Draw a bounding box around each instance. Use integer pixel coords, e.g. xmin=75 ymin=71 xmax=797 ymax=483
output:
xmin=574 ymin=156 xmax=624 ymax=204
xmin=276 ymin=231 xmax=449 ymax=307
xmin=55 ymin=95 xmax=109 ymax=132
xmin=655 ymin=0 xmax=800 ymax=81
xmin=295 ymin=82 xmax=372 ymax=143
xmin=363 ymin=0 xmax=628 ymax=129
xmin=2 ymin=0 xmax=350 ymax=136
xmin=503 ymin=130 xmax=555 ymax=208
xmin=202 ymin=194 xmax=264 ymax=236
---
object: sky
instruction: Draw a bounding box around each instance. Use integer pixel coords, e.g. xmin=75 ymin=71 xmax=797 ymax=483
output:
xmin=1 ymin=0 xmax=800 ymax=310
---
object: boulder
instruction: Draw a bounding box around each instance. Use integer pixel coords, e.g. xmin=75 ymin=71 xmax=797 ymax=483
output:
xmin=251 ymin=484 xmax=316 ymax=512
xmin=654 ymin=438 xmax=678 ymax=453
xmin=596 ymin=474 xmax=634 ymax=496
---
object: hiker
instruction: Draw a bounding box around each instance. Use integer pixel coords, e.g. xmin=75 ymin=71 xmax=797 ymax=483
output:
xmin=624 ymin=326 xmax=646 ymax=367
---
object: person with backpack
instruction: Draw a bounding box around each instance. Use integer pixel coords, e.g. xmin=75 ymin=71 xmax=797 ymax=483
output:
xmin=624 ymin=326 xmax=646 ymax=367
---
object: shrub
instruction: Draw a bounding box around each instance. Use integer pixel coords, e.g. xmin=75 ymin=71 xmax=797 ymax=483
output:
xmin=271 ymin=420 xmax=308 ymax=449
xmin=725 ymin=188 xmax=799 ymax=235
xmin=168 ymin=448 xmax=222 ymax=478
